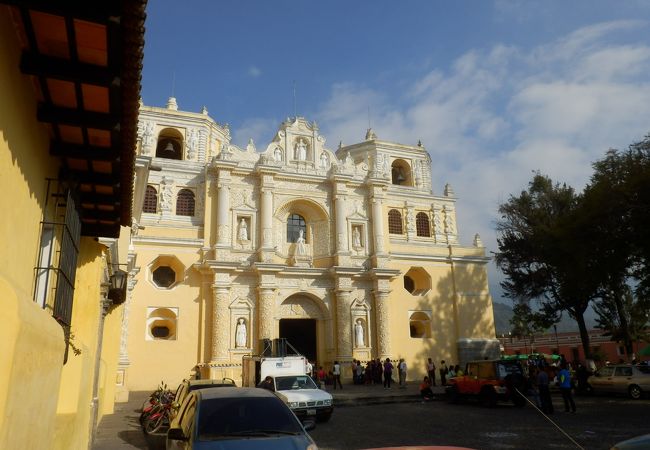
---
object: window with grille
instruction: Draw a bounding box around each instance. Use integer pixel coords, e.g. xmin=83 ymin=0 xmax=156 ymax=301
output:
xmin=287 ymin=214 xmax=306 ymax=243
xmin=176 ymin=189 xmax=195 ymax=216
xmin=416 ymin=212 xmax=431 ymax=237
xmin=33 ymin=181 xmax=81 ymax=364
xmin=388 ymin=209 xmax=403 ymax=234
xmin=143 ymin=185 xmax=158 ymax=213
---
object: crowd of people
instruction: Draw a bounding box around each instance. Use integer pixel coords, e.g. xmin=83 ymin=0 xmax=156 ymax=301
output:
xmin=303 ymin=356 xmax=464 ymax=399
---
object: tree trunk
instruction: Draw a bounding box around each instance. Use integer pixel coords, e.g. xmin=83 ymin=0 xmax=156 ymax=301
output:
xmin=575 ymin=313 xmax=591 ymax=360
xmin=613 ymin=294 xmax=633 ymax=357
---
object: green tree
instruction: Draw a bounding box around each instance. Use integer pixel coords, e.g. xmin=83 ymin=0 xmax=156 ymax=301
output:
xmin=581 ymin=137 xmax=650 ymax=354
xmin=495 ymin=174 xmax=601 ymax=358
xmin=594 ymin=287 xmax=650 ymax=357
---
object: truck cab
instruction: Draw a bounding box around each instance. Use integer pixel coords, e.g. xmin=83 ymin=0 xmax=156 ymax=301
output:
xmin=242 ymin=355 xmax=333 ymax=422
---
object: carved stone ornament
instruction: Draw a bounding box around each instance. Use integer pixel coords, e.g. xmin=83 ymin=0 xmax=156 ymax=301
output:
xmin=186 ymin=128 xmax=199 ymax=160
xmin=139 ymin=120 xmax=155 ymax=155
xmin=160 ymin=176 xmax=174 ymax=212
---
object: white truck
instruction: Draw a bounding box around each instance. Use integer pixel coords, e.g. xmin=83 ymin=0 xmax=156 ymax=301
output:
xmin=242 ymin=355 xmax=333 ymax=422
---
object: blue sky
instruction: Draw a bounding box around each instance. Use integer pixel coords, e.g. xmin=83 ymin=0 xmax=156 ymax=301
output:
xmin=141 ymin=0 xmax=650 ymax=303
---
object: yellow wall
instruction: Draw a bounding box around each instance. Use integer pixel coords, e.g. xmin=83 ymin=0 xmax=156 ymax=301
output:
xmin=1 ymin=10 xmax=126 ymax=449
xmin=127 ymin=245 xmax=203 ymax=390
xmin=0 ymin=11 xmax=65 ymax=448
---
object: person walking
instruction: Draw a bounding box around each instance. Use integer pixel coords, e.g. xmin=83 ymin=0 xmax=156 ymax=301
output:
xmin=383 ymin=358 xmax=394 ymax=389
xmin=558 ymin=363 xmax=576 ymax=413
xmin=398 ymin=358 xmax=408 ymax=388
xmin=333 ymin=361 xmax=343 ymax=390
xmin=427 ymin=358 xmax=436 ymax=386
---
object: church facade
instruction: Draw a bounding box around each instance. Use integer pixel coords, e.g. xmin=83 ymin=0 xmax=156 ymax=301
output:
xmin=122 ymin=98 xmax=497 ymax=391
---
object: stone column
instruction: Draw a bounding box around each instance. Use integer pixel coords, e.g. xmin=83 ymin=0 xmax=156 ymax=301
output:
xmin=335 ymin=290 xmax=353 ymax=360
xmin=260 ymin=188 xmax=273 ymax=249
xmin=216 ymin=180 xmax=230 ymax=246
xmin=257 ymin=288 xmax=275 ymax=340
xmin=374 ymin=291 xmax=391 ymax=359
xmin=334 ymin=194 xmax=347 ymax=253
xmin=211 ymin=286 xmax=230 ymax=361
xmin=371 ymin=197 xmax=385 ymax=254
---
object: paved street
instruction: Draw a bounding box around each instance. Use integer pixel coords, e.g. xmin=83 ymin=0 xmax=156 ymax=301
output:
xmin=311 ymin=395 xmax=650 ymax=450
xmin=93 ymin=387 xmax=650 ymax=450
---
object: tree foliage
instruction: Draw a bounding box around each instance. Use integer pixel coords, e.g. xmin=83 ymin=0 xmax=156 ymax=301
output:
xmin=495 ymin=174 xmax=601 ymax=357
xmin=496 ymin=135 xmax=650 ymax=361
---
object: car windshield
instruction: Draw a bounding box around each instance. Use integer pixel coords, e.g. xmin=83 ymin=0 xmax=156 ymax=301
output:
xmin=197 ymin=397 xmax=303 ymax=440
xmin=275 ymin=375 xmax=318 ymax=391
xmin=637 ymin=365 xmax=650 ymax=374
xmin=496 ymin=362 xmax=523 ymax=378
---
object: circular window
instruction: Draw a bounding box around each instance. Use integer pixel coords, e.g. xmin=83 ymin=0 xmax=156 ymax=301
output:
xmin=152 ymin=266 xmax=176 ymax=288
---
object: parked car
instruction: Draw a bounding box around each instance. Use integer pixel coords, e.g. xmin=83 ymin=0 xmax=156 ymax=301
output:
xmin=589 ymin=364 xmax=650 ymax=399
xmin=446 ymin=359 xmax=526 ymax=407
xmin=166 ymin=387 xmax=318 ymax=450
xmin=610 ymin=433 xmax=650 ymax=450
xmin=170 ymin=378 xmax=236 ymax=421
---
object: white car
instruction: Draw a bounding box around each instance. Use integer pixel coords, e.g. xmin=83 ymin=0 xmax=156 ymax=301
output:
xmin=273 ymin=374 xmax=333 ymax=422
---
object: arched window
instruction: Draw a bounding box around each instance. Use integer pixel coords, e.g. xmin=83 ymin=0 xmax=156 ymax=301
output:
xmin=176 ymin=189 xmax=195 ymax=216
xmin=388 ymin=209 xmax=403 ymax=234
xmin=155 ymin=128 xmax=183 ymax=159
xmin=143 ymin=185 xmax=158 ymax=213
xmin=409 ymin=311 xmax=431 ymax=338
xmin=287 ymin=214 xmax=306 ymax=243
xmin=416 ymin=212 xmax=431 ymax=237
xmin=146 ymin=307 xmax=178 ymax=340
xmin=391 ymin=159 xmax=412 ymax=186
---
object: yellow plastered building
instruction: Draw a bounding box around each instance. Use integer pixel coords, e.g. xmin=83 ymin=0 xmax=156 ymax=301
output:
xmin=125 ymin=101 xmax=498 ymax=392
xmin=0 ymin=3 xmax=145 ymax=449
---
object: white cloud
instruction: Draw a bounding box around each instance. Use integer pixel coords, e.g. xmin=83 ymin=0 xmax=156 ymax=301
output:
xmin=312 ymin=20 xmax=650 ymax=301
xmin=232 ymin=117 xmax=276 ymax=149
xmin=230 ymin=21 xmax=650 ymax=302
xmin=247 ymin=66 xmax=262 ymax=77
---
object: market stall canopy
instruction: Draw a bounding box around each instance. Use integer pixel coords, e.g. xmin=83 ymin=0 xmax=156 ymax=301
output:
xmin=3 ymin=0 xmax=146 ymax=238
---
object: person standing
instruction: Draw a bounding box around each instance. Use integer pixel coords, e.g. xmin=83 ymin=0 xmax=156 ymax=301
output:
xmin=439 ymin=360 xmax=449 ymax=386
xmin=427 ymin=358 xmax=437 ymax=386
xmin=537 ymin=368 xmax=554 ymax=414
xmin=383 ymin=358 xmax=394 ymax=389
xmin=558 ymin=363 xmax=576 ymax=413
xmin=332 ymin=361 xmax=343 ymax=390
xmin=398 ymin=358 xmax=408 ymax=388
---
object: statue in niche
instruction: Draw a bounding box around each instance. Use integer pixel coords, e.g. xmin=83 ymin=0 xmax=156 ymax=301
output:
xmin=320 ymin=152 xmax=328 ymax=168
xmin=352 ymin=226 xmax=362 ymax=248
xmin=355 ymin=319 xmax=365 ymax=347
xmin=141 ymin=121 xmax=155 ymax=155
xmin=296 ymin=229 xmax=306 ymax=255
xmin=235 ymin=318 xmax=247 ymax=348
xmin=274 ymin=146 xmax=283 ymax=162
xmin=295 ymin=138 xmax=307 ymax=161
xmin=238 ymin=218 xmax=248 ymax=241
xmin=187 ymin=128 xmax=198 ymax=159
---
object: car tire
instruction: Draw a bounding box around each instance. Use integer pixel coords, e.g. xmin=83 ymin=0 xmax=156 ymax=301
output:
xmin=629 ymin=384 xmax=643 ymax=400
xmin=480 ymin=387 xmax=497 ymax=408
xmin=447 ymin=386 xmax=460 ymax=404
xmin=318 ymin=413 xmax=332 ymax=423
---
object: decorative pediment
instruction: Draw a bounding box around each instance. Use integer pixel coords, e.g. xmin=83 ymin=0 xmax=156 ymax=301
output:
xmin=229 ymin=296 xmax=254 ymax=310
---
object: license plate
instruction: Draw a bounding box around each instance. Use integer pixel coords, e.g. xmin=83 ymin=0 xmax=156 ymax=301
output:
xmin=306 ymin=409 xmax=316 ymax=415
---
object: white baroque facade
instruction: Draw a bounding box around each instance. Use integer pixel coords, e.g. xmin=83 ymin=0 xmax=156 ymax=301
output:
xmin=124 ymin=98 xmax=497 ymax=390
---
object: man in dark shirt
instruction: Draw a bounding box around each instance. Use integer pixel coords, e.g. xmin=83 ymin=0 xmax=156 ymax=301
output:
xmin=537 ymin=369 xmax=553 ymax=414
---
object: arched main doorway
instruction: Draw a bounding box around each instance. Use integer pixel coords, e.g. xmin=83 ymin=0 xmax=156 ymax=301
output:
xmin=278 ymin=293 xmax=328 ymax=366
xmin=279 ymin=318 xmax=317 ymax=362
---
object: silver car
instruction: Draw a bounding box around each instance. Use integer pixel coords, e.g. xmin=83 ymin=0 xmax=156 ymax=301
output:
xmin=589 ymin=364 xmax=650 ymax=399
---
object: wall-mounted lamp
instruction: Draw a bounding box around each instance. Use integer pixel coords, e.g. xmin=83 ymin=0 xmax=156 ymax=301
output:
xmin=108 ymin=269 xmax=128 ymax=305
